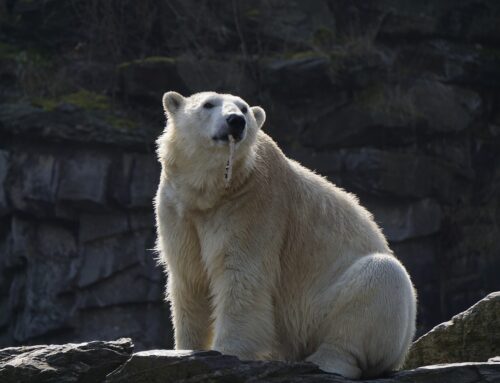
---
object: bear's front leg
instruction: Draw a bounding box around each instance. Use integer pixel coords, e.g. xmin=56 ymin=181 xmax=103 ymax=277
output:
xmin=209 ymin=249 xmax=277 ymax=360
xmin=168 ymin=275 xmax=212 ymax=350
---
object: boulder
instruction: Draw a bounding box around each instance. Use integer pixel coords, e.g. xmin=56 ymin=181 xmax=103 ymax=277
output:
xmin=404 ymin=291 xmax=500 ymax=369
xmin=0 ymin=338 xmax=132 ymax=383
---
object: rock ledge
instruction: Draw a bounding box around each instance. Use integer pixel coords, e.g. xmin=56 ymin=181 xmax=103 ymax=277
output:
xmin=0 ymin=339 xmax=499 ymax=383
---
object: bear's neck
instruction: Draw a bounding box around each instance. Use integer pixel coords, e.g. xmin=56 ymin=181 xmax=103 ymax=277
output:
xmin=159 ymin=131 xmax=257 ymax=210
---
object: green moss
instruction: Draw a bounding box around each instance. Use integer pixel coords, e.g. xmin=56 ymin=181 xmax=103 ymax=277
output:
xmin=0 ymin=42 xmax=51 ymax=63
xmin=32 ymin=90 xmax=111 ymax=111
xmin=244 ymin=8 xmax=260 ymax=20
xmin=287 ymin=50 xmax=323 ymax=60
xmin=105 ymin=115 xmax=137 ymax=130
xmin=62 ymin=90 xmax=110 ymax=110
xmin=32 ymin=89 xmax=138 ymax=130
xmin=479 ymin=47 xmax=500 ymax=60
xmin=356 ymin=84 xmax=422 ymax=123
xmin=118 ymin=56 xmax=176 ymax=70
xmin=312 ymin=26 xmax=335 ymax=47
xmin=31 ymin=98 xmax=59 ymax=111
xmin=0 ymin=42 xmax=20 ymax=59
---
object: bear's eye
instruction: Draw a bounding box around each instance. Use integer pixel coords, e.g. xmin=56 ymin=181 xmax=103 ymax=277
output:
xmin=203 ymin=102 xmax=215 ymax=109
xmin=240 ymin=106 xmax=248 ymax=114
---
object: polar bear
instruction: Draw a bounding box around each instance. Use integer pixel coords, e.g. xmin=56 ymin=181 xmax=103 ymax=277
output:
xmin=154 ymin=91 xmax=417 ymax=379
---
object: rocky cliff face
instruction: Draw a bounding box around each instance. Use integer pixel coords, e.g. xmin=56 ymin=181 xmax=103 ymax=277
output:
xmin=0 ymin=0 xmax=499 ymax=349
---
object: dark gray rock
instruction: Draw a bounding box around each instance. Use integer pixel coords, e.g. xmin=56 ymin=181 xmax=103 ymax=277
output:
xmin=375 ymin=0 xmax=500 ymax=43
xmin=57 ymin=151 xmax=111 ymax=207
xmin=110 ymin=154 xmax=135 ymax=206
xmin=408 ymin=80 xmax=481 ymax=133
xmin=5 ymin=216 xmax=34 ymax=268
xmin=255 ymin=1 xmax=336 ymax=51
xmin=176 ymin=57 xmax=258 ymax=99
xmin=73 ymin=304 xmax=171 ymax=351
xmin=78 ymin=211 xmax=129 ymax=243
xmin=262 ymin=56 xmax=335 ymax=101
xmin=0 ymin=150 xmax=9 ymax=215
xmin=285 ymin=149 xmax=343 ymax=176
xmin=106 ymin=350 xmax=500 ymax=383
xmin=301 ymin=80 xmax=480 ymax=149
xmin=391 ymin=362 xmax=500 ymax=383
xmin=391 ymin=238 xmax=440 ymax=333
xmin=76 ymin=265 xmax=163 ymax=308
xmin=110 ymin=154 xmax=159 ymax=208
xmin=8 ymin=152 xmax=59 ymax=214
xmin=13 ymin=223 xmax=78 ymax=342
xmin=301 ymin=100 xmax=415 ymax=149
xmin=128 ymin=210 xmax=155 ymax=232
xmin=77 ymin=231 xmax=153 ymax=287
xmin=0 ymin=338 xmax=133 ymax=383
xmin=128 ymin=155 xmax=160 ymax=208
xmin=367 ymin=198 xmax=442 ymax=242
xmin=340 ymin=148 xmax=469 ymax=202
xmin=106 ymin=349 xmax=325 ymax=383
xmin=118 ymin=57 xmax=188 ymax=104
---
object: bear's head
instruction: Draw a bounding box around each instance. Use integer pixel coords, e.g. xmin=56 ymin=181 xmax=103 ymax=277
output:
xmin=161 ymin=91 xmax=266 ymax=153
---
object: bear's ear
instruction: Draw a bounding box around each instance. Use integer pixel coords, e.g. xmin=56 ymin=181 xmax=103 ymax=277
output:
xmin=162 ymin=91 xmax=185 ymax=115
xmin=251 ymin=106 xmax=266 ymax=129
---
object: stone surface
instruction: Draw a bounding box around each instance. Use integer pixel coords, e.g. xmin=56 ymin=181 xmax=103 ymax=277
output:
xmin=76 ymin=232 xmax=152 ymax=288
xmin=72 ymin=304 xmax=171 ymax=351
xmin=128 ymin=155 xmax=160 ymax=208
xmin=0 ymin=338 xmax=133 ymax=383
xmin=0 ymin=150 xmax=9 ymax=215
xmin=367 ymin=198 xmax=442 ymax=242
xmin=12 ymin=223 xmax=78 ymax=342
xmin=404 ymin=292 xmax=500 ymax=369
xmin=1 ymin=340 xmax=499 ymax=383
xmin=57 ymin=151 xmax=111 ymax=206
xmin=0 ymin=103 xmax=150 ymax=148
xmin=118 ymin=57 xmax=188 ymax=104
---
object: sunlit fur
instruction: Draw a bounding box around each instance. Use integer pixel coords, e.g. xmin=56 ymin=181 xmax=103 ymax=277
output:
xmin=154 ymin=91 xmax=417 ymax=379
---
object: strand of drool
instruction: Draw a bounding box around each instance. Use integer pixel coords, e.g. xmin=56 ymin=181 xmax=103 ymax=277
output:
xmin=224 ymin=135 xmax=235 ymax=188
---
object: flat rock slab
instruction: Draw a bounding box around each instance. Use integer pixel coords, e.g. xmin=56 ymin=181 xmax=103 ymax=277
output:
xmin=106 ymin=349 xmax=323 ymax=383
xmin=405 ymin=291 xmax=500 ymax=368
xmin=106 ymin=350 xmax=500 ymax=383
xmin=0 ymin=338 xmax=133 ymax=383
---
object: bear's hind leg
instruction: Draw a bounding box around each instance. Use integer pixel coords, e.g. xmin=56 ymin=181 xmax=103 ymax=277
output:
xmin=306 ymin=253 xmax=416 ymax=379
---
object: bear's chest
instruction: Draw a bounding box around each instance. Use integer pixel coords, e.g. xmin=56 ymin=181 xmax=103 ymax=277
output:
xmin=190 ymin=208 xmax=234 ymax=269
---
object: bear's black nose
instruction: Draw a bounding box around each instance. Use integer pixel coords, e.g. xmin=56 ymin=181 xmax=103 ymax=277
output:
xmin=226 ymin=114 xmax=246 ymax=140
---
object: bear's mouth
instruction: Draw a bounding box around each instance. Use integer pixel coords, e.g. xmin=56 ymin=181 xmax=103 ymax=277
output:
xmin=212 ymin=134 xmax=231 ymax=142
xmin=212 ymin=133 xmax=243 ymax=142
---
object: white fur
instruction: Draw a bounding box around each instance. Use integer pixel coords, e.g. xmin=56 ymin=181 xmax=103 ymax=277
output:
xmin=155 ymin=91 xmax=417 ymax=379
